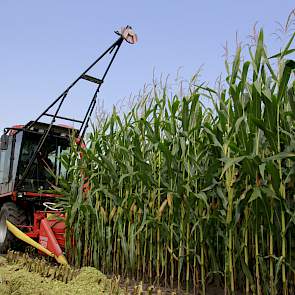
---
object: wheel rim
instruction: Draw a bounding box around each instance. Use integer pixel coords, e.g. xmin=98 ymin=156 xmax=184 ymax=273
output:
xmin=0 ymin=214 xmax=7 ymax=243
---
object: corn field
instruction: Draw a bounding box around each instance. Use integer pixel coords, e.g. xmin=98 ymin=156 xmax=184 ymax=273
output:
xmin=56 ymin=30 xmax=295 ymax=294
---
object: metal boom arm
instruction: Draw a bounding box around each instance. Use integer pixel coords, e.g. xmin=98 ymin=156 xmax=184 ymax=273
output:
xmin=16 ymin=26 xmax=137 ymax=189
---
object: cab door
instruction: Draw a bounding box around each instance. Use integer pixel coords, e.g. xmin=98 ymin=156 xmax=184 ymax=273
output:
xmin=0 ymin=134 xmax=13 ymax=193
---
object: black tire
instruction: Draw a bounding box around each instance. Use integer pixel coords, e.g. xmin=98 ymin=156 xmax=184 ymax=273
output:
xmin=0 ymin=202 xmax=28 ymax=253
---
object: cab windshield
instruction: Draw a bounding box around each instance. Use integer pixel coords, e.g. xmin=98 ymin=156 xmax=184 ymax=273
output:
xmin=17 ymin=131 xmax=70 ymax=192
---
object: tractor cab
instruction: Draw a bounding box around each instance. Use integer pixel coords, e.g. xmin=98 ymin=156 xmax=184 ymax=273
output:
xmin=0 ymin=122 xmax=76 ymax=196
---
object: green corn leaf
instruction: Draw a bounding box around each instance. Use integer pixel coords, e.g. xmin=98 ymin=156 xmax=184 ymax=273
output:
xmin=264 ymin=152 xmax=295 ymax=162
xmin=269 ymin=48 xmax=295 ymax=59
xmin=220 ymin=156 xmax=245 ymax=178
xmin=248 ymin=187 xmax=262 ymax=203
xmin=278 ymin=60 xmax=295 ymax=102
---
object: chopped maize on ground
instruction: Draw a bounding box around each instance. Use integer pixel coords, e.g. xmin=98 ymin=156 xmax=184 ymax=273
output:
xmin=0 ymin=256 xmax=120 ymax=295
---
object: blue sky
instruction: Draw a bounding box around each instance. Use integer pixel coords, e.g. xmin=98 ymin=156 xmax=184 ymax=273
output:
xmin=0 ymin=1 xmax=294 ymax=131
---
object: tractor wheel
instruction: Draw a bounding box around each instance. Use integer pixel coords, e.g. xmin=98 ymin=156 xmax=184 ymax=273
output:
xmin=0 ymin=202 xmax=28 ymax=253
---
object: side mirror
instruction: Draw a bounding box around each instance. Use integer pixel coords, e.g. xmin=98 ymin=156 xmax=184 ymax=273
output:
xmin=0 ymin=134 xmax=9 ymax=150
